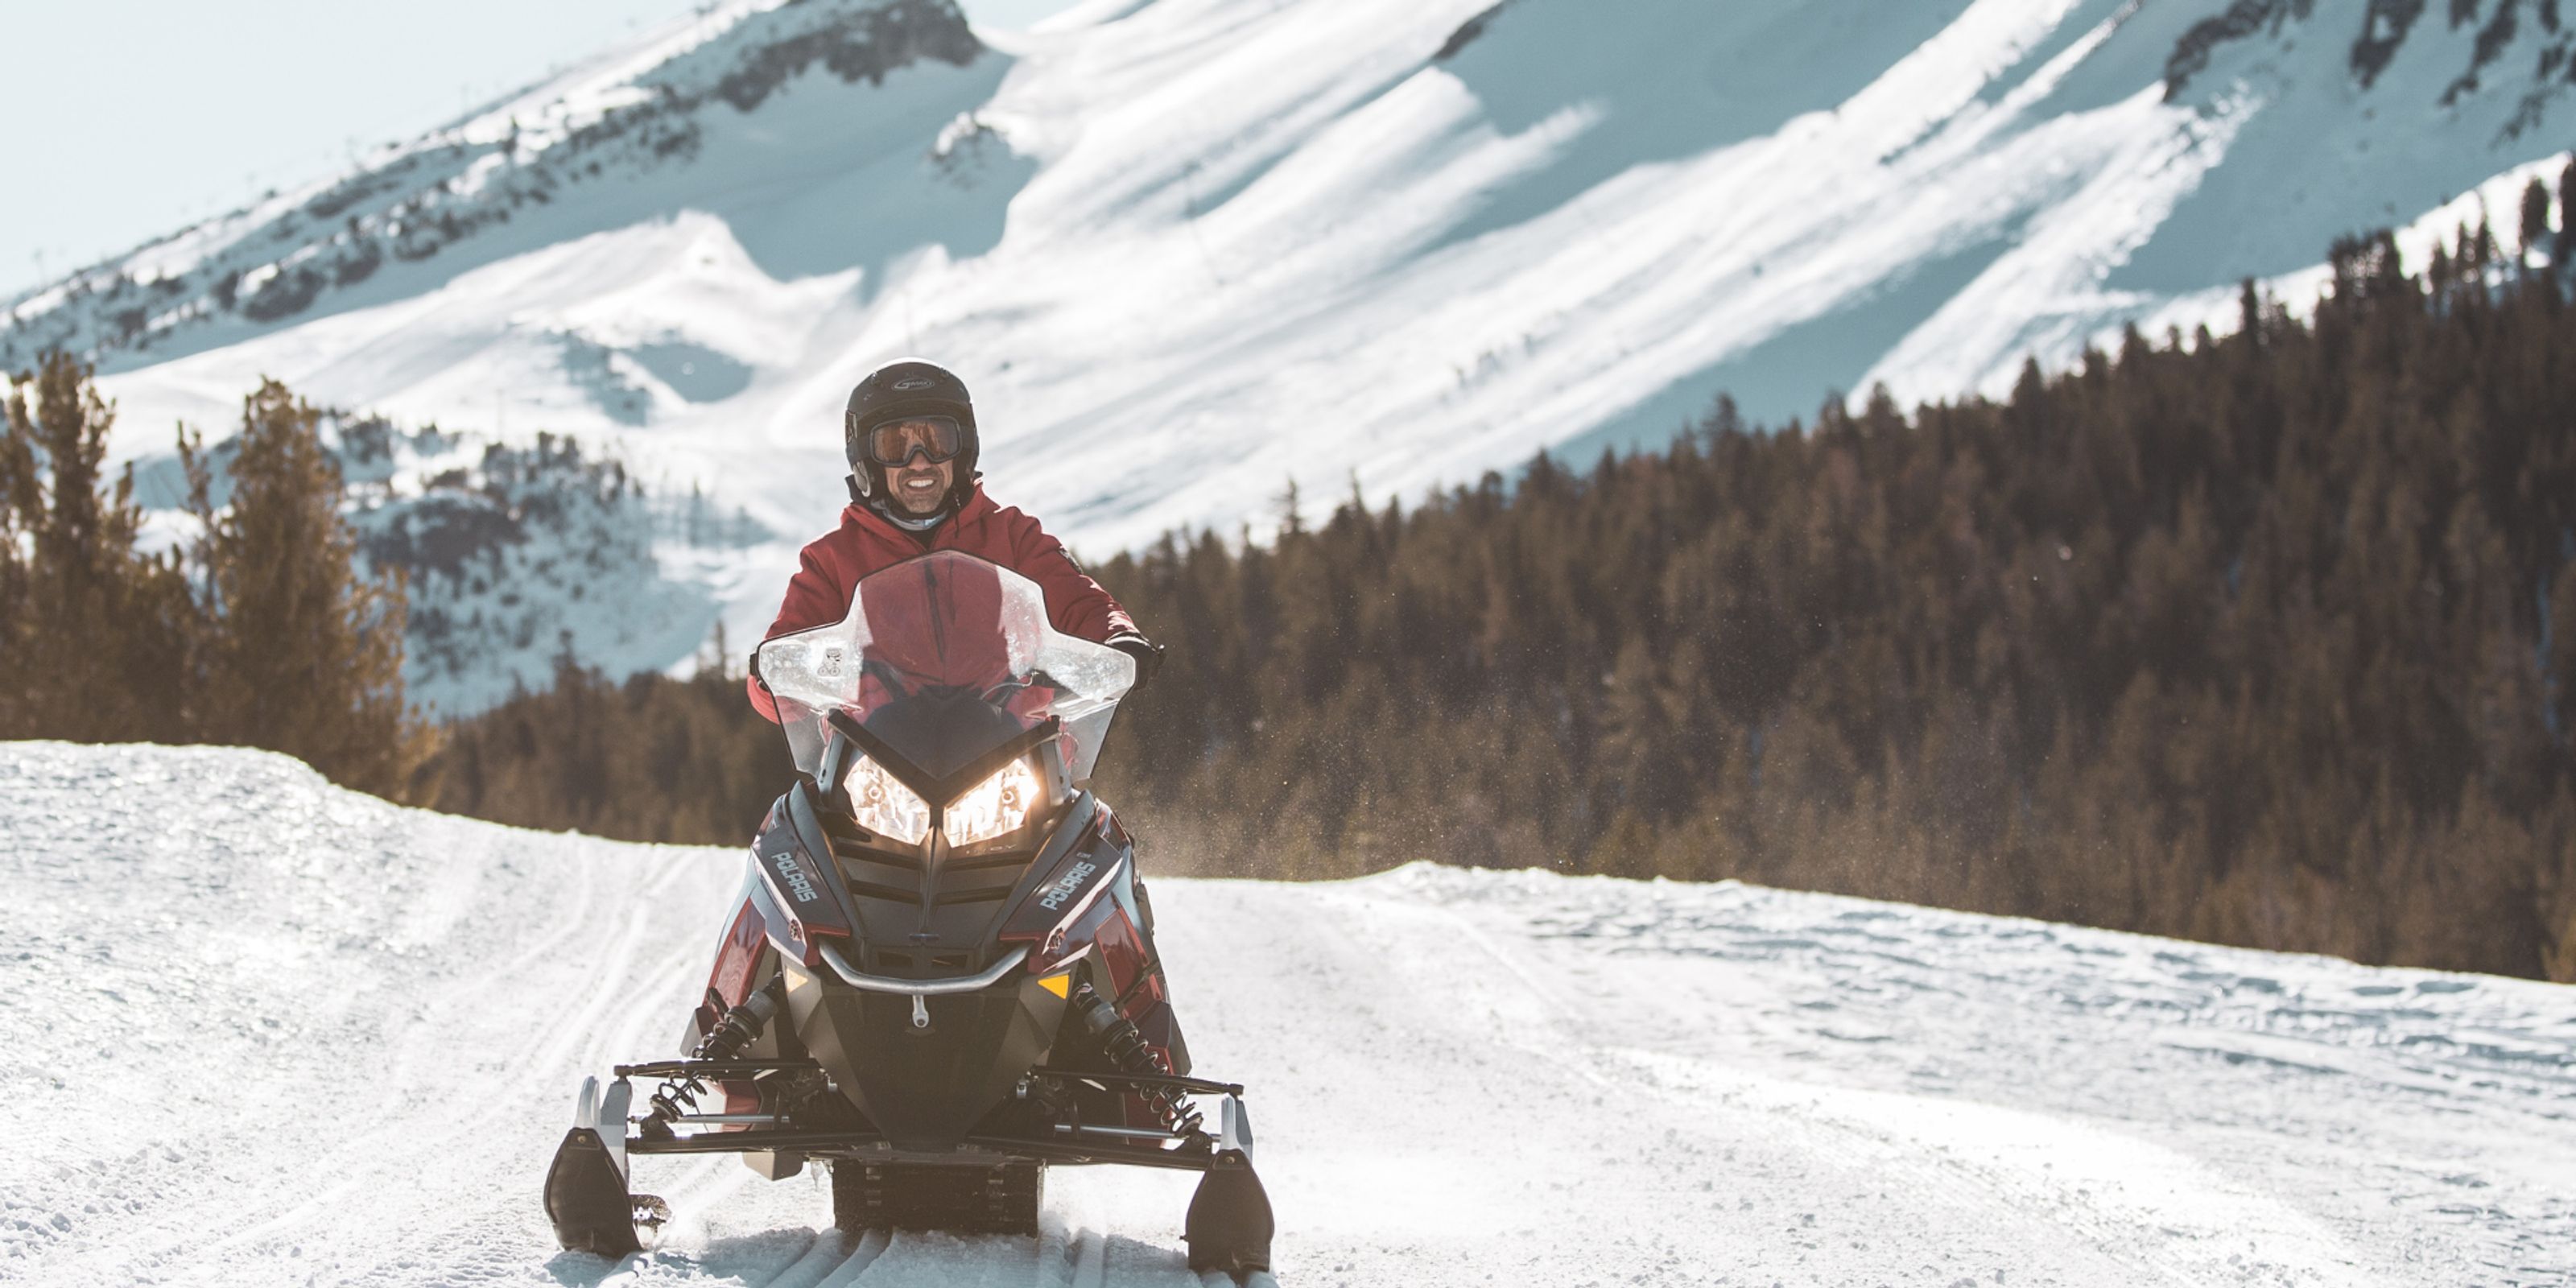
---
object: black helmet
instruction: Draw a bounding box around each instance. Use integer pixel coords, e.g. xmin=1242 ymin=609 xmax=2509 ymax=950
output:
xmin=843 ymin=358 xmax=978 ymax=505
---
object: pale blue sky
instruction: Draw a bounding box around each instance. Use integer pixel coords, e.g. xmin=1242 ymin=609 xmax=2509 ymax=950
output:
xmin=0 ymin=0 xmax=1079 ymax=299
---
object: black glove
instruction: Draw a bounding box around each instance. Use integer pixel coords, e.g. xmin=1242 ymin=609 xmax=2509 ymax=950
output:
xmin=1108 ymin=634 xmax=1166 ymax=690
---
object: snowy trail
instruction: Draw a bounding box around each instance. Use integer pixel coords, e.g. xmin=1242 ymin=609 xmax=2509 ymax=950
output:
xmin=6 ymin=743 xmax=2575 ymax=1286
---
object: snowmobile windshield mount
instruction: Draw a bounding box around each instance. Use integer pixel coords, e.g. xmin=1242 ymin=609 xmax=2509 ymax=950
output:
xmin=756 ymin=551 xmax=1136 ymax=786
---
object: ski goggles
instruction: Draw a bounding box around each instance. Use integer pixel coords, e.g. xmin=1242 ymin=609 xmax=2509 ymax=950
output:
xmin=863 ymin=416 xmax=966 ymax=467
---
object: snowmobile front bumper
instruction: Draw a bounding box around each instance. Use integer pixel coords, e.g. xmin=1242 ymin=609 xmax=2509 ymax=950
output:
xmin=618 ymin=1083 xmax=1274 ymax=1274
xmin=545 ymin=1062 xmax=1272 ymax=1274
xmin=612 ymin=1058 xmax=1251 ymax=1171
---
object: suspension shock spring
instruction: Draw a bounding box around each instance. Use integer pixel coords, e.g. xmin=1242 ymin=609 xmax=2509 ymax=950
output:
xmin=1071 ymin=983 xmax=1203 ymax=1137
xmin=639 ymin=985 xmax=780 ymax=1138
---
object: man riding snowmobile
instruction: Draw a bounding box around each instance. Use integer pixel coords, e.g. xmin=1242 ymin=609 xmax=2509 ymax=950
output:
xmin=747 ymin=358 xmax=1163 ymax=716
xmin=745 ymin=357 xmax=1188 ymax=1093
xmin=540 ymin=359 xmax=1269 ymax=1277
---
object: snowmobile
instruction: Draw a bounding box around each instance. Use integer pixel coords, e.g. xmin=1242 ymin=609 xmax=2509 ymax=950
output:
xmin=543 ymin=551 xmax=1272 ymax=1278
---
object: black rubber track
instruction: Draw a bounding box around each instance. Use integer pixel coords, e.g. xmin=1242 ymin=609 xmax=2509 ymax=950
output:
xmin=831 ymin=1159 xmax=1045 ymax=1236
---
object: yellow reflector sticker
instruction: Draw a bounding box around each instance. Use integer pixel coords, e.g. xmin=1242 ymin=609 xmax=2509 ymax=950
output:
xmin=1038 ymin=972 xmax=1071 ymax=999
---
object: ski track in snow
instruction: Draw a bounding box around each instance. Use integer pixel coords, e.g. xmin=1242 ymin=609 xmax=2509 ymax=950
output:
xmin=5 ymin=741 xmax=2575 ymax=1285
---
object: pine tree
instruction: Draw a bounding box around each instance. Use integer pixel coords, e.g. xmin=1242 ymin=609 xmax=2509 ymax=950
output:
xmin=0 ymin=352 xmax=193 ymax=741
xmin=2558 ymin=159 xmax=2576 ymax=270
xmin=181 ymin=380 xmax=434 ymax=796
xmin=2518 ymin=177 xmax=2553 ymax=272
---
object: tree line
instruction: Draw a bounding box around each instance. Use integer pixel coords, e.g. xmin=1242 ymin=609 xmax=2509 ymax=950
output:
xmin=13 ymin=190 xmax=2574 ymax=981
xmin=0 ymin=356 xmax=428 ymax=796
xmin=423 ymin=634 xmax=791 ymax=844
xmin=426 ymin=208 xmax=2576 ymax=980
xmin=1085 ymin=213 xmax=2576 ymax=982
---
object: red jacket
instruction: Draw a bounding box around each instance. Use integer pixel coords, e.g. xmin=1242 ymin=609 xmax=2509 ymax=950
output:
xmin=747 ymin=483 xmax=1138 ymax=722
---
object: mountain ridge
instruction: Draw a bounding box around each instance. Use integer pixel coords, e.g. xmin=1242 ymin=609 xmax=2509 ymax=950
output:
xmin=8 ymin=0 xmax=2571 ymax=711
xmin=20 ymin=1 xmax=2573 ymax=382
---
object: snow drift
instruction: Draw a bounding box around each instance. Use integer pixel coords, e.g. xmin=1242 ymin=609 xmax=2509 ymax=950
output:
xmin=3 ymin=741 xmax=2572 ymax=1285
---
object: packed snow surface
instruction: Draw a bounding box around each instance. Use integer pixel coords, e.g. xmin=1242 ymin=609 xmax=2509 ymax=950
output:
xmin=5 ymin=742 xmax=2574 ymax=1285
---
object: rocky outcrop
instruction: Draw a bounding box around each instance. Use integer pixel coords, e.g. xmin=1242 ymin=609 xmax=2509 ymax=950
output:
xmin=2165 ymin=0 xmax=2573 ymax=122
xmin=0 ymin=0 xmax=983 ymax=372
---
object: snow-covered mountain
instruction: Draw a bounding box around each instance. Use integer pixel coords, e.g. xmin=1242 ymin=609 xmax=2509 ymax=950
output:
xmin=126 ymin=415 xmax=759 ymax=715
xmin=6 ymin=741 xmax=2574 ymax=1284
xmin=8 ymin=0 xmax=2574 ymax=709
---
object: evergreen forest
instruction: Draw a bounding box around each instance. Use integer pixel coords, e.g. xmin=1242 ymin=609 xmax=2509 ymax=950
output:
xmin=1075 ymin=225 xmax=2576 ymax=983
xmin=0 ymin=361 xmax=428 ymax=797
xmin=12 ymin=203 xmax=2574 ymax=983
xmin=430 ymin=214 xmax=2576 ymax=981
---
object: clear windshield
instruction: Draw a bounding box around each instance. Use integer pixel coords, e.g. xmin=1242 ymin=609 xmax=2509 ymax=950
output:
xmin=756 ymin=551 xmax=1135 ymax=785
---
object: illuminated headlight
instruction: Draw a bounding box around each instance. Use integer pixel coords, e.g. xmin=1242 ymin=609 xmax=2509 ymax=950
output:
xmin=944 ymin=756 xmax=1042 ymax=848
xmin=844 ymin=756 xmax=929 ymax=844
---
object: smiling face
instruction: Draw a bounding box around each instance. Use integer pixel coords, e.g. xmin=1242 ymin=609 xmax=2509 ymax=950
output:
xmin=890 ymin=456 xmax=955 ymax=515
xmin=866 ymin=418 xmax=963 ymax=516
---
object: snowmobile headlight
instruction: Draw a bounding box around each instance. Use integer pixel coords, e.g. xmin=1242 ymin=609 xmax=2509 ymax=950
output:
xmin=944 ymin=755 xmax=1042 ymax=848
xmin=844 ymin=756 xmax=929 ymax=845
